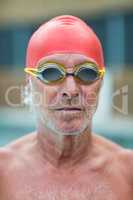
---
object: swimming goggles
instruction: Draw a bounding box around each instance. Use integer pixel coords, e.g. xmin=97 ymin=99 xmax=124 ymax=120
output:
xmin=24 ymin=62 xmax=105 ymax=85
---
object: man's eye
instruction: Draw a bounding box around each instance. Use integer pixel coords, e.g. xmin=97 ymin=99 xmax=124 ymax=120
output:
xmin=41 ymin=68 xmax=63 ymax=81
xmin=77 ymin=68 xmax=98 ymax=81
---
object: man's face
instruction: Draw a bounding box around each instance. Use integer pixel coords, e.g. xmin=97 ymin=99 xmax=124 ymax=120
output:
xmin=29 ymin=53 xmax=102 ymax=136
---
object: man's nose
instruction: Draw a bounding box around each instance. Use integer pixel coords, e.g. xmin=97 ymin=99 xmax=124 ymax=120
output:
xmin=61 ymin=76 xmax=80 ymax=99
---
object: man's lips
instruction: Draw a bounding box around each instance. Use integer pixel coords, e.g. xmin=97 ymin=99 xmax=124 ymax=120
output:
xmin=54 ymin=107 xmax=82 ymax=111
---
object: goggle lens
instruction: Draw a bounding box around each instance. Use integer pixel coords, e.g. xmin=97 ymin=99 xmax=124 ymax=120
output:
xmin=75 ymin=67 xmax=98 ymax=83
xmin=40 ymin=67 xmax=64 ymax=82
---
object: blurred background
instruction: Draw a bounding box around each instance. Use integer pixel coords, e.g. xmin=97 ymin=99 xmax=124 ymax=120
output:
xmin=0 ymin=0 xmax=133 ymax=147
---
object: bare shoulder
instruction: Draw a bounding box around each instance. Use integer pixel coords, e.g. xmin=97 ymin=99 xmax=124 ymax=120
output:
xmin=115 ymin=146 xmax=133 ymax=185
xmin=94 ymin=133 xmax=133 ymax=156
xmin=93 ymin=133 xmax=125 ymax=153
xmin=94 ymin=133 xmax=133 ymax=181
xmin=0 ymin=132 xmax=37 ymax=171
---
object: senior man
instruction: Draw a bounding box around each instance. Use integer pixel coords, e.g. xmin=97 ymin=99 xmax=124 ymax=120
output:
xmin=0 ymin=15 xmax=133 ymax=200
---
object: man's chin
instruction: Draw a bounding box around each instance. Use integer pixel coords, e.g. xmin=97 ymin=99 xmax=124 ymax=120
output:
xmin=47 ymin=120 xmax=89 ymax=136
xmin=57 ymin=126 xmax=82 ymax=135
xmin=36 ymin=111 xmax=90 ymax=136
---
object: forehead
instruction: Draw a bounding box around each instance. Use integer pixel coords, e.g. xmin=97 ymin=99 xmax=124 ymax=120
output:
xmin=37 ymin=53 xmax=97 ymax=68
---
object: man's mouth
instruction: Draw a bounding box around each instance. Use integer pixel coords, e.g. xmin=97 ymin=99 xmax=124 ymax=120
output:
xmin=55 ymin=107 xmax=82 ymax=111
xmin=49 ymin=107 xmax=84 ymax=120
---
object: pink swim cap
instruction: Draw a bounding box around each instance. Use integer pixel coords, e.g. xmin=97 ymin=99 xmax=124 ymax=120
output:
xmin=26 ymin=15 xmax=104 ymax=69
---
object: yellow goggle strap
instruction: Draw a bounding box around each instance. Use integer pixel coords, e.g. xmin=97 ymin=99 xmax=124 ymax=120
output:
xmin=24 ymin=68 xmax=39 ymax=77
xmin=99 ymin=69 xmax=105 ymax=77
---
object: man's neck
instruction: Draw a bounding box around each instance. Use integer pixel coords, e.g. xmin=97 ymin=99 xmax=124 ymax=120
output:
xmin=36 ymin=124 xmax=93 ymax=169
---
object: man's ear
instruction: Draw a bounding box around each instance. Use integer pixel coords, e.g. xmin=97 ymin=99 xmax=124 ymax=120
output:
xmin=22 ymin=77 xmax=33 ymax=105
xmin=100 ymin=78 xmax=104 ymax=88
xmin=25 ymin=74 xmax=31 ymax=85
xmin=95 ymin=79 xmax=103 ymax=94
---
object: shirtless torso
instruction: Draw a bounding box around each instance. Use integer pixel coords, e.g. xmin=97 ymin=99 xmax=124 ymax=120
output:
xmin=0 ymin=133 xmax=133 ymax=200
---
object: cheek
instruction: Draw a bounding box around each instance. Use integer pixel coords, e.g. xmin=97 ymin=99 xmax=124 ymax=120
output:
xmin=32 ymin=79 xmax=59 ymax=106
xmin=81 ymin=81 xmax=101 ymax=107
xmin=82 ymin=90 xmax=97 ymax=108
xmin=44 ymin=87 xmax=59 ymax=106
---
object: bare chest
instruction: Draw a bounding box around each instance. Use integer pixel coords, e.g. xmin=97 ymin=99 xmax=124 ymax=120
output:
xmin=2 ymin=169 xmax=131 ymax=200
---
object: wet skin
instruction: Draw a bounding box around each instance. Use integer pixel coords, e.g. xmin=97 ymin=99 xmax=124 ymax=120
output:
xmin=0 ymin=53 xmax=133 ymax=200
